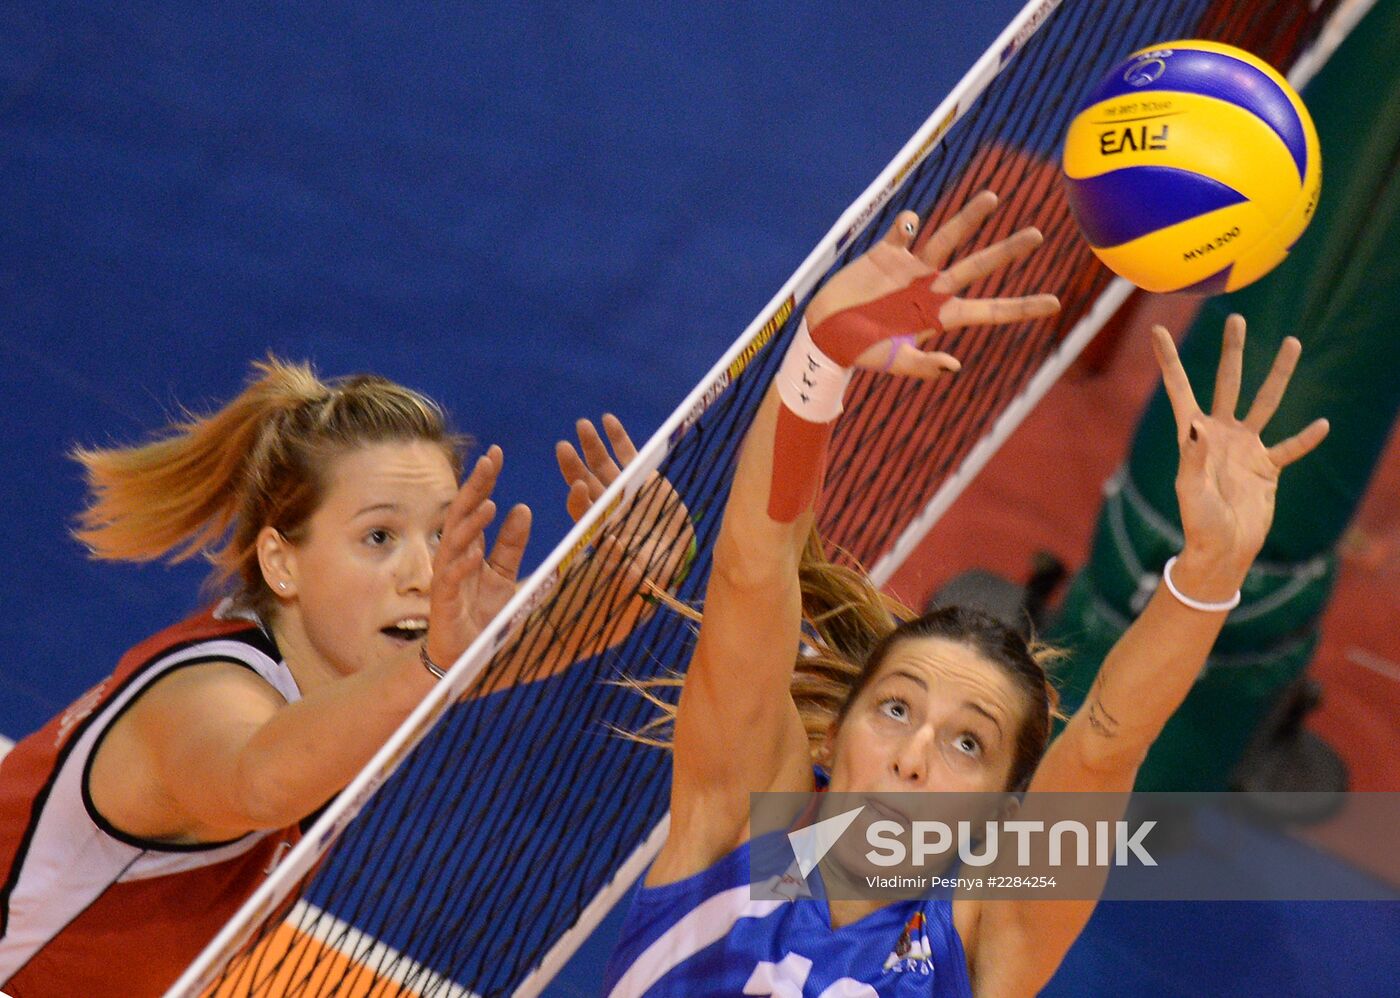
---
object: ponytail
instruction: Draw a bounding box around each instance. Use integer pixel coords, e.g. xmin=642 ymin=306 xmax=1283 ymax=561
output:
xmin=72 ymin=357 xmax=462 ymax=618
xmin=73 ymin=358 xmax=325 ymax=565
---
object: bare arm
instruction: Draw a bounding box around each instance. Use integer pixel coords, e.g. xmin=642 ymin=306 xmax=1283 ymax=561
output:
xmin=648 ymin=387 xmax=826 ymax=882
xmin=972 ymin=315 xmax=1330 ymax=996
xmin=652 ymin=198 xmax=1059 ymax=884
xmin=96 ymin=655 xmax=437 ymax=840
xmin=91 ymin=448 xmax=508 ymax=840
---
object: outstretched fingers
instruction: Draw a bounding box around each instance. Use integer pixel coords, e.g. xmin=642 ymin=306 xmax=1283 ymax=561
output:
xmin=1268 ymin=417 xmax=1330 ymax=468
xmin=1150 ymin=325 xmax=1202 ymax=440
xmin=885 ymin=341 xmax=962 ymax=381
xmin=934 ymin=227 xmax=1044 ymax=295
xmin=437 ymin=499 xmax=497 ymax=590
xmin=557 ymin=414 xmax=640 ymax=523
xmin=919 ymin=190 xmax=999 ymax=270
xmin=437 ymin=447 xmax=503 ymax=585
xmin=1210 ymin=314 xmax=1246 ymax=420
xmin=556 ymin=440 xmax=601 ymax=521
xmin=601 ymin=412 xmax=639 ymax=465
xmin=447 ymin=446 xmax=503 ymax=524
xmin=940 ymin=293 xmax=1059 ymax=330
xmin=880 ymin=210 xmax=923 ymax=251
xmin=554 ymin=438 xmax=591 ymax=487
xmin=563 ymin=479 xmax=591 ymax=522
xmin=1243 ymin=336 xmax=1303 ymax=432
xmin=575 ymin=417 xmax=622 ymax=483
xmin=486 ymin=503 xmax=532 ymax=583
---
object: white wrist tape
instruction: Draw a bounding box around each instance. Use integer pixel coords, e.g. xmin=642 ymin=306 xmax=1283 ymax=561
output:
xmin=776 ymin=317 xmax=854 ymax=424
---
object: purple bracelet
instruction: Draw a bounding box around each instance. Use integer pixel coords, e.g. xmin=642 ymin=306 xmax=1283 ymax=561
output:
xmin=881 ymin=334 xmax=918 ymax=372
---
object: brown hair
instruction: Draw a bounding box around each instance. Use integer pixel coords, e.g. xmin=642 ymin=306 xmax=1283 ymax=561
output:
xmin=836 ymin=605 xmax=1063 ymax=792
xmin=630 ymin=531 xmax=1062 ymax=792
xmin=72 ymin=356 xmax=464 ymax=620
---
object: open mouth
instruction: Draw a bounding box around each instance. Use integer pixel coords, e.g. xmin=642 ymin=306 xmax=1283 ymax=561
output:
xmin=380 ymin=617 xmax=428 ymax=643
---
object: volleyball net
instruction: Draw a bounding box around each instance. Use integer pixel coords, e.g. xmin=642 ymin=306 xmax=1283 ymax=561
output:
xmin=171 ymin=1 xmax=1359 ymax=994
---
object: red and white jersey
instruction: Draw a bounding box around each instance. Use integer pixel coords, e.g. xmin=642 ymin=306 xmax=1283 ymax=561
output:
xmin=0 ymin=601 xmax=304 ymax=997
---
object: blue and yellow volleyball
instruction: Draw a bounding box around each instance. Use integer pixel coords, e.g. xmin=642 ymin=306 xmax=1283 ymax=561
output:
xmin=1062 ymin=40 xmax=1321 ymax=295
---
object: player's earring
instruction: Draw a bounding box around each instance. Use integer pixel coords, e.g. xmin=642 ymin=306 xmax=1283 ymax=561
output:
xmin=278 ymin=581 xmax=288 ymax=591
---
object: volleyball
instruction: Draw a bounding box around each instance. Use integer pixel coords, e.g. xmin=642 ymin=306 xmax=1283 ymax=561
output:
xmin=1062 ymin=40 xmax=1321 ymax=294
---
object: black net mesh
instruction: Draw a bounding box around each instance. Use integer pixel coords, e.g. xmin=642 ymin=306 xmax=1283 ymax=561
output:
xmin=191 ymin=1 xmax=1341 ymax=994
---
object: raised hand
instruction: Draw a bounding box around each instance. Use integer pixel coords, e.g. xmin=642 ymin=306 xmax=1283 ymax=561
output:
xmin=427 ymin=445 xmax=532 ymax=671
xmin=556 ymin=413 xmax=636 ymax=523
xmin=556 ymin=414 xmax=695 ymax=604
xmin=1151 ymin=315 xmax=1329 ymax=578
xmin=805 ymin=192 xmax=1060 ymax=381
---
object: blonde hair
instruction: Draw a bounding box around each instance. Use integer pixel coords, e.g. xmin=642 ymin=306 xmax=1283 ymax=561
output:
xmin=630 ymin=531 xmax=1063 ymax=791
xmin=72 ymin=357 xmax=464 ymax=619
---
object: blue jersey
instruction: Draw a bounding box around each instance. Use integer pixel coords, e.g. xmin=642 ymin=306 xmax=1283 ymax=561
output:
xmin=603 ymin=833 xmax=973 ymax=997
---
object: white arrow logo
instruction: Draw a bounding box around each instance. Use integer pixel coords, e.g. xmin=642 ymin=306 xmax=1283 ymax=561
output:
xmin=786 ymin=805 xmax=865 ymax=878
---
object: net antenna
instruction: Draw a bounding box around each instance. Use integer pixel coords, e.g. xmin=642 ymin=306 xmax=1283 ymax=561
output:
xmin=170 ymin=0 xmax=1369 ymax=994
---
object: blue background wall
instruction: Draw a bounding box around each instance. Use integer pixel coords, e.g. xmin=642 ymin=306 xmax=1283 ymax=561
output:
xmin=0 ymin=2 xmax=1020 ymax=737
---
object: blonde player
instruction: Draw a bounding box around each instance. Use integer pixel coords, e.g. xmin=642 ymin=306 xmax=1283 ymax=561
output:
xmin=0 ymin=360 xmax=686 ymax=997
